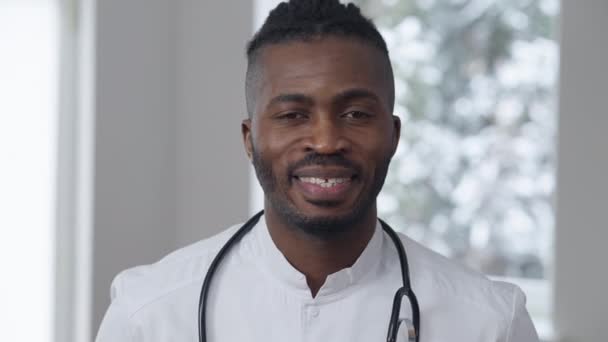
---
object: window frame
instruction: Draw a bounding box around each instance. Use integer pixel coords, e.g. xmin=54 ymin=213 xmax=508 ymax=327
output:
xmin=54 ymin=0 xmax=96 ymax=341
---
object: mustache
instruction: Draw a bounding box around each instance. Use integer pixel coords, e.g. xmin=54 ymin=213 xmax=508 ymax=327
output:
xmin=287 ymin=153 xmax=362 ymax=176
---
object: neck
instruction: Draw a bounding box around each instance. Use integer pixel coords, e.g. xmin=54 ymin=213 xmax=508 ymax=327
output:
xmin=264 ymin=204 xmax=377 ymax=297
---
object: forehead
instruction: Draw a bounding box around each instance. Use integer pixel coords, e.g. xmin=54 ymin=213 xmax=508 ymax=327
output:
xmin=255 ymin=37 xmax=392 ymax=105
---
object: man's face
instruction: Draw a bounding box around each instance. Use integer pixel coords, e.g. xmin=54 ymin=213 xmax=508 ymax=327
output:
xmin=243 ymin=37 xmax=400 ymax=237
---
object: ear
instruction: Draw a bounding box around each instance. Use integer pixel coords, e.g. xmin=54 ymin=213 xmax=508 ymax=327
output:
xmin=390 ymin=115 xmax=401 ymax=157
xmin=242 ymin=118 xmax=254 ymax=161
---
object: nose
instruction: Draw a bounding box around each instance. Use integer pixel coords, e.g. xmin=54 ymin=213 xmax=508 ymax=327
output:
xmin=304 ymin=115 xmax=350 ymax=154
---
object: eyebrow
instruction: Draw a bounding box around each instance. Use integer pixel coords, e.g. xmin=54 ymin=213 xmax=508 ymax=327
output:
xmin=267 ymin=93 xmax=314 ymax=108
xmin=265 ymin=88 xmax=382 ymax=109
xmin=331 ymin=88 xmax=382 ymax=106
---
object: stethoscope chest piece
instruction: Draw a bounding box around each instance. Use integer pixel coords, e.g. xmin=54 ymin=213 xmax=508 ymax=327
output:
xmin=396 ymin=318 xmax=416 ymax=342
xmin=385 ymin=285 xmax=420 ymax=342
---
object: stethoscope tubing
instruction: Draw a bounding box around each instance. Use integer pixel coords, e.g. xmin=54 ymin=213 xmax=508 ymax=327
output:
xmin=380 ymin=219 xmax=421 ymax=342
xmin=198 ymin=211 xmax=265 ymax=342
xmin=198 ymin=211 xmax=420 ymax=342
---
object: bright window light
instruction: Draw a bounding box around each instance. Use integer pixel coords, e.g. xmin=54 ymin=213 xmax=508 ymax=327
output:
xmin=0 ymin=1 xmax=59 ymax=341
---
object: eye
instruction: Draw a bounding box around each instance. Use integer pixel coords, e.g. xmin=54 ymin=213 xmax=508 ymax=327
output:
xmin=276 ymin=111 xmax=308 ymax=120
xmin=342 ymin=111 xmax=372 ymax=120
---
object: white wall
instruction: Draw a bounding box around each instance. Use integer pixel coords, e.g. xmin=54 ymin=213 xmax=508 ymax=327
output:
xmin=91 ymin=0 xmax=252 ymax=337
xmin=554 ymin=1 xmax=608 ymax=341
xmin=93 ymin=0 xmax=177 ymax=333
xmin=174 ymin=1 xmax=253 ymax=247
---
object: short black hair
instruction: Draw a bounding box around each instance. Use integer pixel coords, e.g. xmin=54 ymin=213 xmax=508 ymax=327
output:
xmin=245 ymin=0 xmax=393 ymax=117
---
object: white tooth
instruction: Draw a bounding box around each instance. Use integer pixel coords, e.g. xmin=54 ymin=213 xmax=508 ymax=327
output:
xmin=300 ymin=177 xmax=350 ymax=186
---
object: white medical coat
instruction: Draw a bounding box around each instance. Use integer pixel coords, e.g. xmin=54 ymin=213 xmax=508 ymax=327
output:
xmin=96 ymin=215 xmax=539 ymax=341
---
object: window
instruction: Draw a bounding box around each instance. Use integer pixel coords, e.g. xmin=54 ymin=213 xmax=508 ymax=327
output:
xmin=0 ymin=1 xmax=60 ymax=340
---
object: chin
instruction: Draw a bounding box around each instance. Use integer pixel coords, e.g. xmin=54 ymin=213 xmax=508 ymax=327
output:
xmin=277 ymin=202 xmax=368 ymax=239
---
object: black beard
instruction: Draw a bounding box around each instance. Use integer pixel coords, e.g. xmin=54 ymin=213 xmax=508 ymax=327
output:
xmin=251 ymin=147 xmax=392 ymax=240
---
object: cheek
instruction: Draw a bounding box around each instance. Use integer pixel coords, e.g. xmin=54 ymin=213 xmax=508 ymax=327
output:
xmin=358 ymin=135 xmax=394 ymax=159
xmin=254 ymin=136 xmax=294 ymax=180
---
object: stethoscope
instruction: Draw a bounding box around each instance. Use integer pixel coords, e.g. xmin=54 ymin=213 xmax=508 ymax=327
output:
xmin=198 ymin=210 xmax=421 ymax=342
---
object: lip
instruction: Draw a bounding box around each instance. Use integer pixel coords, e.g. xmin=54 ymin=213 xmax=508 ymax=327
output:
xmin=292 ymin=174 xmax=358 ymax=204
xmin=294 ymin=178 xmax=355 ymax=203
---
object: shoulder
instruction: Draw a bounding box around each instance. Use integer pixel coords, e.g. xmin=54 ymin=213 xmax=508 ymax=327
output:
xmin=395 ymin=233 xmax=534 ymax=335
xmin=108 ymin=223 xmax=241 ymax=318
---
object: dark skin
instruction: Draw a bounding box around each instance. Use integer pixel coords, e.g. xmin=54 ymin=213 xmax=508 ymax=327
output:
xmin=242 ymin=37 xmax=400 ymax=297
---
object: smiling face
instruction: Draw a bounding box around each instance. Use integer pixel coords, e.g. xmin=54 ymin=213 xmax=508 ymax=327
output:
xmin=243 ymin=36 xmax=400 ymax=237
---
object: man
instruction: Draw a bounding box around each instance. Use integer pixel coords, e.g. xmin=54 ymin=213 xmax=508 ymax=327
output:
xmin=96 ymin=1 xmax=539 ymax=341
